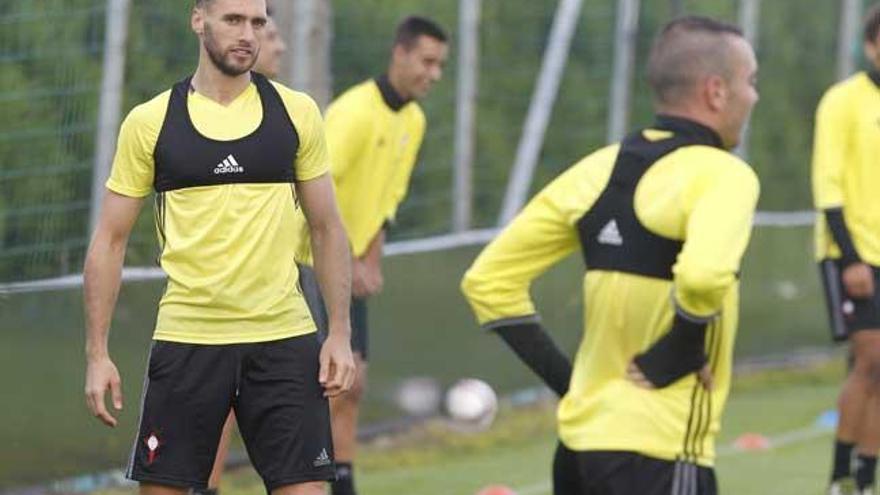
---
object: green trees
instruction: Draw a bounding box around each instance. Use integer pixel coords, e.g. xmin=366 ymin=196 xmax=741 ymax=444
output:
xmin=0 ymin=0 xmax=854 ymax=282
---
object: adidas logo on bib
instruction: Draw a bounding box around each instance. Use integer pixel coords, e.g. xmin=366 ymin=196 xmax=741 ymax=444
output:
xmin=214 ymin=154 xmax=244 ymax=175
xmin=597 ymin=219 xmax=623 ymax=246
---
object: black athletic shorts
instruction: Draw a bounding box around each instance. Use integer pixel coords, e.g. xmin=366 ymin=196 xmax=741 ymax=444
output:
xmin=298 ymin=263 xmax=369 ymax=360
xmin=126 ymin=334 xmax=335 ymax=491
xmin=552 ymin=443 xmax=717 ymax=495
xmin=819 ymin=259 xmax=880 ymax=342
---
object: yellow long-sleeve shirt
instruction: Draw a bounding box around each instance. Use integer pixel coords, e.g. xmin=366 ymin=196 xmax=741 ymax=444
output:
xmin=812 ymin=71 xmax=880 ymax=264
xmin=462 ymin=117 xmax=759 ymax=466
xmin=297 ymin=77 xmax=426 ymax=264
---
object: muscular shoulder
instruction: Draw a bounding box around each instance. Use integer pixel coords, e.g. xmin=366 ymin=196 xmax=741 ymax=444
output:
xmin=327 ymin=80 xmax=376 ymax=112
xmin=269 ymin=81 xmax=323 ymax=131
xmin=674 ymin=145 xmax=759 ymax=194
xmin=270 ymin=80 xmax=321 ymax=112
xmin=565 ymin=144 xmax=620 ymax=186
xmin=817 ymin=73 xmax=868 ymax=115
xmin=536 ymin=144 xmax=620 ymax=222
xmin=123 ymin=90 xmax=170 ymax=136
xmin=117 ymin=90 xmax=171 ymax=153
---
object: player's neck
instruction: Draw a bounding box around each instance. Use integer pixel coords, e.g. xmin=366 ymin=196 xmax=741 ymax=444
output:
xmin=386 ymin=69 xmax=413 ymax=102
xmin=191 ymin=61 xmax=252 ymax=106
xmin=654 ymin=107 xmax=721 ymax=137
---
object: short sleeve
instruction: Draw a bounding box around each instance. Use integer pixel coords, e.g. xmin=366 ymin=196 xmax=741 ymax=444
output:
xmin=105 ymin=103 xmax=160 ymax=198
xmin=285 ymin=91 xmax=330 ymax=182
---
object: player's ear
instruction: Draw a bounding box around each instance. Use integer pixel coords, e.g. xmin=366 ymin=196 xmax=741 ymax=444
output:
xmin=192 ymin=6 xmax=205 ymax=36
xmin=391 ymin=43 xmax=408 ymax=65
xmin=705 ymin=74 xmax=728 ymax=112
xmin=864 ymin=40 xmax=879 ymax=66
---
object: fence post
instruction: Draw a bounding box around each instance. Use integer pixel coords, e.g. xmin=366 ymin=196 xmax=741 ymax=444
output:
xmin=288 ymin=0 xmax=334 ymax=108
xmin=607 ymin=0 xmax=641 ymax=144
xmin=453 ymin=0 xmax=481 ymax=232
xmin=734 ymin=0 xmax=761 ymax=159
xmin=89 ymin=0 xmax=132 ymax=235
xmin=497 ymin=0 xmax=584 ymax=225
xmin=837 ymin=0 xmax=863 ymax=80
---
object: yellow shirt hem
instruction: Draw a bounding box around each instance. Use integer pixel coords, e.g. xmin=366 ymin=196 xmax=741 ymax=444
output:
xmin=153 ymin=321 xmax=317 ymax=345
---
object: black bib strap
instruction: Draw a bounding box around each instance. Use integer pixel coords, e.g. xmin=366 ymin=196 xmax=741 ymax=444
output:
xmin=153 ymin=72 xmax=300 ymax=193
xmin=577 ymin=116 xmax=722 ymax=280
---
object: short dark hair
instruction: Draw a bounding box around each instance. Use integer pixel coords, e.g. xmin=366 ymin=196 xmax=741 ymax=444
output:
xmin=865 ymin=3 xmax=880 ymax=42
xmin=647 ymin=16 xmax=745 ymax=106
xmin=194 ymin=0 xmax=272 ymax=16
xmin=393 ymin=16 xmax=448 ymax=49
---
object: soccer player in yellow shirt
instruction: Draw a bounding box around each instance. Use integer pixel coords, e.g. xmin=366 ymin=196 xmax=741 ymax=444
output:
xmin=814 ymin=5 xmax=880 ymax=495
xmin=295 ymin=16 xmax=449 ymax=495
xmin=83 ymin=2 xmax=354 ymax=495
xmin=462 ymin=16 xmax=759 ymax=495
xmin=199 ymin=8 xmax=290 ymax=494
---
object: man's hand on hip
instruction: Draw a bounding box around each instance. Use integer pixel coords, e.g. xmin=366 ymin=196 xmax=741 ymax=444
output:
xmin=843 ymin=262 xmax=875 ymax=299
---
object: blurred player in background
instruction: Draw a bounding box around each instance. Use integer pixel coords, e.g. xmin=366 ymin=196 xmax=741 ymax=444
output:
xmin=814 ymin=4 xmax=880 ymax=495
xmin=83 ymin=1 xmax=355 ymax=495
xmin=199 ymin=7 xmax=288 ymax=494
xmin=462 ymin=16 xmax=759 ymax=495
xmin=295 ymin=15 xmax=448 ymax=495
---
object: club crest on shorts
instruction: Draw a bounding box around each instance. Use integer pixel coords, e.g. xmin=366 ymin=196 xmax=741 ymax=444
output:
xmin=313 ymin=448 xmax=332 ymax=467
xmin=143 ymin=432 xmax=162 ymax=465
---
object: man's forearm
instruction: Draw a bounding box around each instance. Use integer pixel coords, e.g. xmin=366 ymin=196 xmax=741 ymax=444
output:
xmin=83 ymin=238 xmax=126 ymax=360
xmin=825 ymin=208 xmax=861 ymax=266
xmin=362 ymin=228 xmax=385 ymax=267
xmin=492 ymin=321 xmax=572 ymax=397
xmin=311 ymin=223 xmax=352 ymax=335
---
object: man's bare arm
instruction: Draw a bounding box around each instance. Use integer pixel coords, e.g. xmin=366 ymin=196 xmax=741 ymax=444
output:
xmin=84 ymin=190 xmax=144 ymax=427
xmin=296 ymin=175 xmax=355 ymax=396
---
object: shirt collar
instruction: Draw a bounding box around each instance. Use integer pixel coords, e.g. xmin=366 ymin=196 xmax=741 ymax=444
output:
xmin=654 ymin=114 xmax=724 ymax=149
xmin=375 ymin=74 xmax=410 ymax=112
xmin=868 ymin=70 xmax=880 ymax=89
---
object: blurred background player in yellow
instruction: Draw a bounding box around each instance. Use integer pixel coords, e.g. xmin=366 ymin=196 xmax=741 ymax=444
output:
xmin=462 ymin=16 xmax=759 ymax=495
xmin=814 ymin=4 xmax=880 ymax=495
xmin=295 ymin=15 xmax=449 ymax=495
xmin=197 ymin=6 xmax=289 ymax=495
xmin=83 ymin=1 xmax=355 ymax=495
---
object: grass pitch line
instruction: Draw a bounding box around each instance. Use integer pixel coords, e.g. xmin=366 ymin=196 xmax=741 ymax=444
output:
xmin=512 ymin=423 xmax=832 ymax=495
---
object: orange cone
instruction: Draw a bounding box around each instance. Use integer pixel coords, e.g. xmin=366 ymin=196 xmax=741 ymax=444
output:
xmin=475 ymin=485 xmax=518 ymax=495
xmin=733 ymin=432 xmax=771 ymax=451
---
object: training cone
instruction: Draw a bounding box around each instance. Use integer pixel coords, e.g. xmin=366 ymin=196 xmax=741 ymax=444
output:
xmin=475 ymin=485 xmax=518 ymax=495
xmin=816 ymin=409 xmax=839 ymax=430
xmin=733 ymin=432 xmax=771 ymax=451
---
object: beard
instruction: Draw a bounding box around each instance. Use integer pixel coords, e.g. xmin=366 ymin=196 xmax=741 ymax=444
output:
xmin=203 ymin=23 xmax=258 ymax=77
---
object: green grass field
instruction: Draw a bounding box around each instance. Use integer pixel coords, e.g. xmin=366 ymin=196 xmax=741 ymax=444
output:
xmin=92 ymin=360 xmax=844 ymax=495
xmin=1 ymin=224 xmax=836 ymax=488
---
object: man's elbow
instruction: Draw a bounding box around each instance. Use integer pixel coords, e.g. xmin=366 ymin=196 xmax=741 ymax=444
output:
xmin=309 ymin=215 xmax=345 ymax=242
xmin=674 ymin=268 xmax=735 ymax=315
xmin=460 ymin=268 xmax=482 ymax=306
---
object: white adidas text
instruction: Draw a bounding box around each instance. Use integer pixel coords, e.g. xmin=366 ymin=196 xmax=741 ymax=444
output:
xmin=214 ymin=154 xmax=243 ymax=175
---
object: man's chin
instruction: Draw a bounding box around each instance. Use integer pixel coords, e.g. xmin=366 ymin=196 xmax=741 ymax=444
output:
xmin=224 ymin=62 xmax=256 ymax=77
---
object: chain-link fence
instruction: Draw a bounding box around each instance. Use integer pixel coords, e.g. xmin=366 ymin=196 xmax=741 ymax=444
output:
xmin=1 ymin=0 xmax=874 ymax=488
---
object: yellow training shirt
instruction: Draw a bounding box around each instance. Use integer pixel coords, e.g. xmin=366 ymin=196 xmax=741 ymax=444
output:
xmin=462 ymin=119 xmax=759 ymax=466
xmin=107 ymin=76 xmax=328 ymax=344
xmin=812 ymin=71 xmax=880 ymax=264
xmin=296 ymin=77 xmax=426 ymax=264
